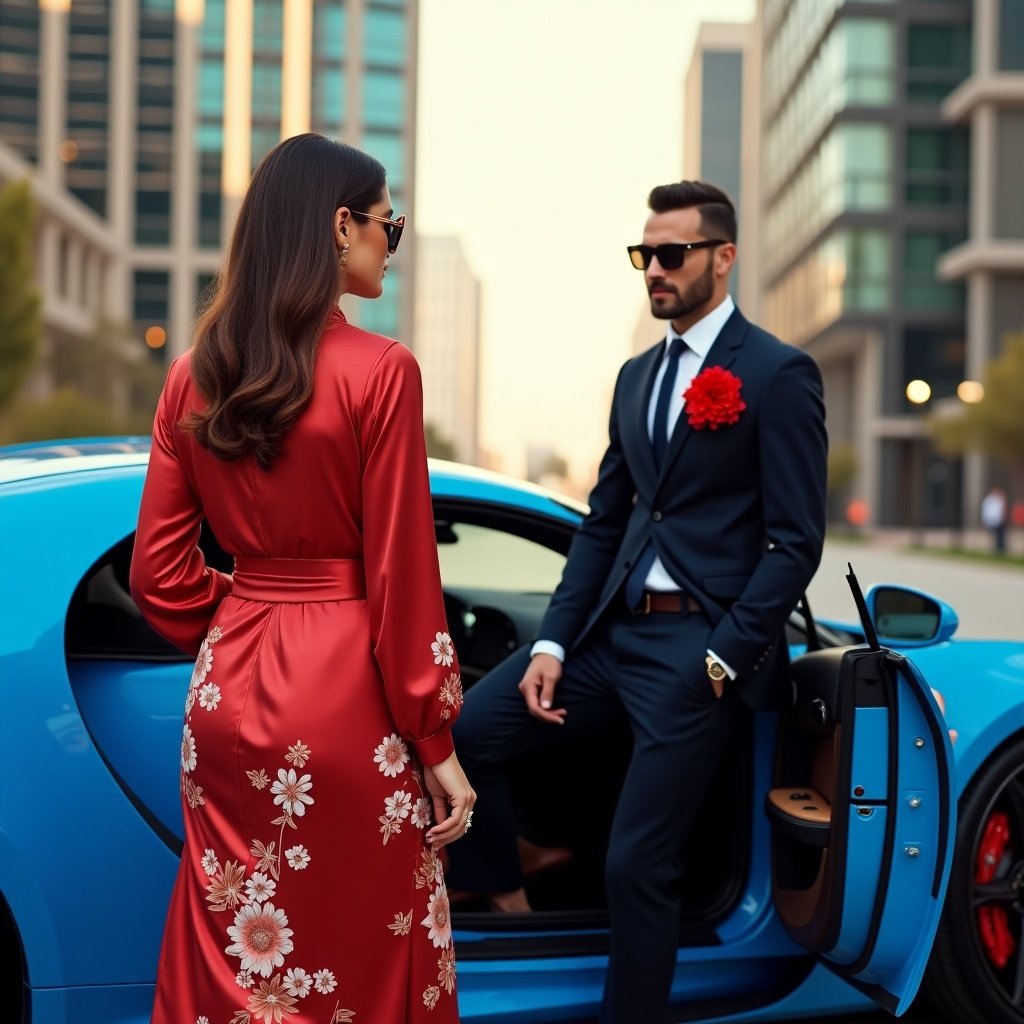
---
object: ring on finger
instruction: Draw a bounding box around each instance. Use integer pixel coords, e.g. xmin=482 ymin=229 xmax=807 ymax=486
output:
xmin=465 ymin=810 xmax=474 ymax=831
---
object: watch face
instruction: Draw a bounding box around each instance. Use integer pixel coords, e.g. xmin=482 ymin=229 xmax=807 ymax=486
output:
xmin=708 ymin=663 xmax=726 ymax=680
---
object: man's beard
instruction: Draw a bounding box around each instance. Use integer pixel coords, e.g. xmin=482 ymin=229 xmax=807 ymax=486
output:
xmin=648 ymin=258 xmax=714 ymax=320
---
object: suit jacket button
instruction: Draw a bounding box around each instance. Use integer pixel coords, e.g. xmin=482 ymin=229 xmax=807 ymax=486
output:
xmin=652 ymin=511 xmax=663 ymax=522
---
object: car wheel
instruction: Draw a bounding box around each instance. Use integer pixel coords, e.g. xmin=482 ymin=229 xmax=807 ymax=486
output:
xmin=922 ymin=738 xmax=1024 ymax=1024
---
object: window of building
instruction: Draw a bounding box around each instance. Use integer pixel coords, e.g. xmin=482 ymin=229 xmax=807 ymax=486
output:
xmin=133 ymin=271 xmax=170 ymax=352
xmin=363 ymin=69 xmax=404 ymax=130
xmin=359 ymin=268 xmax=400 ymax=338
xmin=906 ymin=24 xmax=971 ymax=101
xmin=253 ymin=0 xmax=282 ymax=55
xmin=836 ymin=228 xmax=891 ymax=311
xmin=313 ymin=66 xmax=346 ymax=135
xmin=199 ymin=60 xmax=223 ymax=118
xmin=201 ymin=0 xmax=225 ymax=49
xmin=838 ymin=121 xmax=891 ymax=208
xmin=135 ymin=190 xmax=171 ymax=246
xmin=842 ymin=18 xmax=894 ymax=106
xmin=252 ymin=62 xmax=282 ymax=119
xmin=363 ymin=131 xmax=404 ymax=191
xmin=905 ymin=128 xmax=968 ymax=205
xmin=995 ymin=111 xmax=1024 ymax=239
xmin=364 ymin=7 xmax=405 ymax=67
xmin=901 ymin=326 xmax=966 ymax=410
xmin=903 ymin=232 xmax=966 ymax=311
xmin=314 ymin=2 xmax=346 ymax=61
xmin=1000 ymin=0 xmax=1024 ymax=70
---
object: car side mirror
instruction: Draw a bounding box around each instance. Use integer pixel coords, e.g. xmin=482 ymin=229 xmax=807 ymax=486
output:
xmin=865 ymin=584 xmax=958 ymax=647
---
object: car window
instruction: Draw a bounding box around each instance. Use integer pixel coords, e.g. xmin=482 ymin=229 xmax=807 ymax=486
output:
xmin=437 ymin=521 xmax=566 ymax=594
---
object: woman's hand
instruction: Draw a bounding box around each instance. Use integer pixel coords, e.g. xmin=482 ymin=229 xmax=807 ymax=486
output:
xmin=424 ymin=752 xmax=477 ymax=848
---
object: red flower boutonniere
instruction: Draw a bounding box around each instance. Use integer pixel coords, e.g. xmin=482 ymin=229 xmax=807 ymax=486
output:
xmin=683 ymin=366 xmax=746 ymax=430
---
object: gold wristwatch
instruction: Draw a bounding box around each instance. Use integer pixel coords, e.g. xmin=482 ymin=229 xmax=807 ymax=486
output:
xmin=706 ymin=655 xmax=727 ymax=682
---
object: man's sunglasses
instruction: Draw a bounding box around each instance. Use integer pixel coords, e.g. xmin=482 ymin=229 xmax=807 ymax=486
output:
xmin=626 ymin=239 xmax=726 ymax=271
xmin=353 ymin=211 xmax=406 ymax=254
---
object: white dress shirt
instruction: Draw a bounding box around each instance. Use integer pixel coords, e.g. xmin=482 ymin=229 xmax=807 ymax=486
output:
xmin=533 ymin=295 xmax=737 ymax=679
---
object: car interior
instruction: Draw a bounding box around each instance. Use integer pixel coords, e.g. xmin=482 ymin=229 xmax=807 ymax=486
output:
xmin=63 ymin=497 xmax=859 ymax=952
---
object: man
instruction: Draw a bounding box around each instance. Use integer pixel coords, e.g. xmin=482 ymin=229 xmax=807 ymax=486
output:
xmin=446 ymin=181 xmax=828 ymax=1024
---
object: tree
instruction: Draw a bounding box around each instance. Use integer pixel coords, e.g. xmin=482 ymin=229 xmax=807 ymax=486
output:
xmin=424 ymin=421 xmax=457 ymax=461
xmin=0 ymin=179 xmax=42 ymax=412
xmin=930 ymin=332 xmax=1024 ymax=493
xmin=0 ymin=318 xmax=164 ymax=444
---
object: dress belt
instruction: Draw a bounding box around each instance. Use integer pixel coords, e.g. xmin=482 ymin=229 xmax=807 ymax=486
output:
xmin=232 ymin=556 xmax=365 ymax=603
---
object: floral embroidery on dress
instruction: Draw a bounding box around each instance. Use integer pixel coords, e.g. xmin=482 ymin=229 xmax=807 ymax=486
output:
xmin=333 ymin=1011 xmax=355 ymax=1023
xmin=411 ymin=797 xmax=432 ymax=830
xmin=373 ymin=733 xmax=410 ymax=777
xmin=388 ymin=910 xmax=413 ymax=936
xmin=245 ymin=872 xmax=277 ymax=904
xmin=181 ymin=724 xmax=197 ymax=773
xmin=431 ymin=631 xmax=455 ymax=667
xmin=197 ymin=1016 xmax=210 ymax=1024
xmin=198 ymin=682 xmax=222 ymax=711
xmin=247 ymin=768 xmax=270 ymax=790
xmin=285 ymin=741 xmax=311 ymax=768
xmin=225 ymin=902 xmax=295 ymax=977
xmin=251 ymin=839 xmax=279 ymax=879
xmin=246 ymin=974 xmax=298 ymax=1021
xmin=437 ymin=946 xmax=457 ymax=994
xmin=284 ymin=844 xmax=310 ymax=870
xmin=206 ymin=860 xmax=246 ymax=912
xmin=439 ymin=673 xmax=463 ymax=711
xmin=283 ymin=967 xmax=312 ymax=998
xmin=201 ymin=849 xmax=220 ymax=877
xmin=236 ymin=970 xmax=255 ymax=989
xmin=271 ymin=768 xmax=314 ymax=818
xmin=421 ymin=883 xmax=452 ymax=948
xmin=423 ymin=985 xmax=441 ymax=1010
xmin=312 ymin=969 xmax=337 ymax=994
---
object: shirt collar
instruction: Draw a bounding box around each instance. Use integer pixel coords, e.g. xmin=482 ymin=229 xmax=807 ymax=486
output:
xmin=664 ymin=294 xmax=735 ymax=360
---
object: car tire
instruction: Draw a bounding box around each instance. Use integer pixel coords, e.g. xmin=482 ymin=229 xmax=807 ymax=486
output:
xmin=921 ymin=737 xmax=1024 ymax=1024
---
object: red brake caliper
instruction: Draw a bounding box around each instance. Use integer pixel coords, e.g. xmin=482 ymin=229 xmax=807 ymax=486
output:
xmin=976 ymin=810 xmax=1015 ymax=968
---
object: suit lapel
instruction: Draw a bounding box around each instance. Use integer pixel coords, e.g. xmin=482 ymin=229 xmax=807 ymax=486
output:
xmin=657 ymin=309 xmax=750 ymax=486
xmin=624 ymin=341 xmax=664 ymax=490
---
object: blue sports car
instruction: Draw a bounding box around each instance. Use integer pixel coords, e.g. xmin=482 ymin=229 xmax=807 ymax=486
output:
xmin=1 ymin=438 xmax=1022 ymax=1024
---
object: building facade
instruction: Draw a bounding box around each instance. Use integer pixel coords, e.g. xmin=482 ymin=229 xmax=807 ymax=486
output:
xmin=0 ymin=0 xmax=417 ymax=364
xmin=758 ymin=0 xmax=972 ymax=527
xmin=414 ymin=234 xmax=481 ymax=465
xmin=938 ymin=0 xmax=1024 ymax=517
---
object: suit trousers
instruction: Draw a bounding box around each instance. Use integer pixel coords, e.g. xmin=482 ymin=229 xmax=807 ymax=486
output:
xmin=447 ymin=605 xmax=742 ymax=1024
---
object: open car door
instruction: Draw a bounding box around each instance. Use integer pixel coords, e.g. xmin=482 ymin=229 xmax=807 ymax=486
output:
xmin=766 ymin=575 xmax=956 ymax=1015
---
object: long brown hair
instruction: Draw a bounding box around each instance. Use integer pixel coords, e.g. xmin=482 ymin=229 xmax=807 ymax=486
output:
xmin=182 ymin=134 xmax=386 ymax=468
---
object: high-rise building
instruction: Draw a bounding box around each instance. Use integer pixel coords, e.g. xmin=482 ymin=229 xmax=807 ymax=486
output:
xmin=682 ymin=19 xmax=761 ymax=317
xmin=938 ymin=0 xmax=1024 ymax=521
xmin=0 ymin=0 xmax=418 ymax=363
xmin=758 ymin=0 xmax=972 ymax=527
xmin=414 ymin=234 xmax=481 ymax=465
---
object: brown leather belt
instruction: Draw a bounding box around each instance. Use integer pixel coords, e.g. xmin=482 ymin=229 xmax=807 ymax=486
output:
xmin=632 ymin=591 xmax=702 ymax=615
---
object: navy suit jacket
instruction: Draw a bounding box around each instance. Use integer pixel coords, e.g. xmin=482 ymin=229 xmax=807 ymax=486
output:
xmin=537 ymin=307 xmax=828 ymax=710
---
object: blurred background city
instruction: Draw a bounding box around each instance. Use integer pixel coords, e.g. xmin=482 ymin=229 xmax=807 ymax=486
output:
xmin=1 ymin=0 xmax=1023 ymax=556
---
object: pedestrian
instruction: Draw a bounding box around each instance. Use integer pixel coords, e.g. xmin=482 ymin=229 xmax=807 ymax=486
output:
xmin=444 ymin=181 xmax=828 ymax=1024
xmin=130 ymin=133 xmax=475 ymax=1024
xmin=981 ymin=486 xmax=1008 ymax=554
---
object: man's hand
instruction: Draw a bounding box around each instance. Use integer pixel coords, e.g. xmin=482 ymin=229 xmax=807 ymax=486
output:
xmin=518 ymin=654 xmax=566 ymax=724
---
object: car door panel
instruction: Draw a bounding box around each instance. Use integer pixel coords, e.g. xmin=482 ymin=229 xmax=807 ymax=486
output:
xmin=768 ymin=646 xmax=955 ymax=1015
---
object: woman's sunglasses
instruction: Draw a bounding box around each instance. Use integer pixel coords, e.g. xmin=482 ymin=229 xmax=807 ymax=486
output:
xmin=626 ymin=239 xmax=726 ymax=271
xmin=354 ymin=211 xmax=406 ymax=254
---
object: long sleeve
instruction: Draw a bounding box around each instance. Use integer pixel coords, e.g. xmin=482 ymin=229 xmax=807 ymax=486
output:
xmin=361 ymin=343 xmax=459 ymax=766
xmin=536 ymin=362 xmax=636 ymax=649
xmin=130 ymin=359 xmax=233 ymax=656
xmin=707 ymin=351 xmax=827 ymax=676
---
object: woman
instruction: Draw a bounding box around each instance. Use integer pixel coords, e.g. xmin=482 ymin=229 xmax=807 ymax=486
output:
xmin=130 ymin=133 xmax=475 ymax=1024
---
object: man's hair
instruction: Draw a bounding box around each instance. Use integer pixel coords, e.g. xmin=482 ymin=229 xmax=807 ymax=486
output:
xmin=648 ymin=181 xmax=737 ymax=243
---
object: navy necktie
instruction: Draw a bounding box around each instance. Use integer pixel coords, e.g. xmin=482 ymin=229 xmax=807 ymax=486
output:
xmin=624 ymin=336 xmax=686 ymax=609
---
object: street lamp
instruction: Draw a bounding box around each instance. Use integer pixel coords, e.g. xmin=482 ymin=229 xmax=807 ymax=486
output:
xmin=957 ymin=380 xmax=984 ymax=403
xmin=906 ymin=379 xmax=932 ymax=404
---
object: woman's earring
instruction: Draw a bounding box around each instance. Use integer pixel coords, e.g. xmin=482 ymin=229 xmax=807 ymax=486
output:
xmin=339 ymin=243 xmax=349 ymax=268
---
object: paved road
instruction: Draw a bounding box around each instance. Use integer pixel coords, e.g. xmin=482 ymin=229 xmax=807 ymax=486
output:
xmin=809 ymin=537 xmax=1024 ymax=641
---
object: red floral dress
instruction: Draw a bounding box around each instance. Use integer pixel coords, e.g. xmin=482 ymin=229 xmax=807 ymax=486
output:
xmin=131 ymin=309 xmax=463 ymax=1024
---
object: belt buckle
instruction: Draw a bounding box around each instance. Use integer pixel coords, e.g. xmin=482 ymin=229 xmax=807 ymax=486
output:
xmin=638 ymin=592 xmax=651 ymax=615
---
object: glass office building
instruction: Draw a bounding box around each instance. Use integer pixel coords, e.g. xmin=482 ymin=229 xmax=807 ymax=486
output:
xmin=759 ymin=0 xmax=971 ymax=527
xmin=0 ymin=0 xmax=418 ymax=361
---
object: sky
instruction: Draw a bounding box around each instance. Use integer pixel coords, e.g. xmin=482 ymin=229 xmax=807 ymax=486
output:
xmin=414 ymin=0 xmax=756 ymax=482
